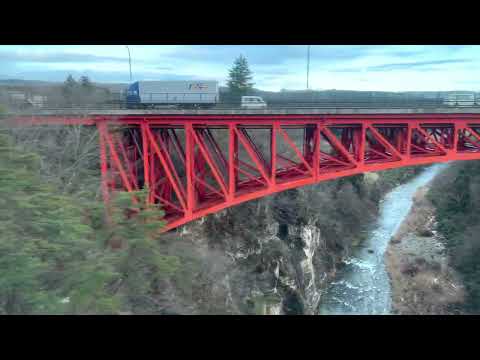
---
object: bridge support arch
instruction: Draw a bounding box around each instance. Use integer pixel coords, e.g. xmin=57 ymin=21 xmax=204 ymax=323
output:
xmin=12 ymin=113 xmax=480 ymax=231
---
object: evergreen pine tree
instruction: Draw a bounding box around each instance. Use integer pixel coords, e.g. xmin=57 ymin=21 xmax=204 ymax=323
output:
xmin=0 ymin=129 xmax=121 ymax=314
xmin=226 ymin=55 xmax=254 ymax=100
xmin=106 ymin=190 xmax=180 ymax=312
xmin=79 ymin=76 xmax=94 ymax=95
xmin=0 ymin=120 xmax=180 ymax=314
xmin=62 ymin=75 xmax=78 ymax=105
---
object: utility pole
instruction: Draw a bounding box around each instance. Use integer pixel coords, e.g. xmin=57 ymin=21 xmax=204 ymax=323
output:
xmin=306 ymin=45 xmax=311 ymax=90
xmin=125 ymin=45 xmax=132 ymax=82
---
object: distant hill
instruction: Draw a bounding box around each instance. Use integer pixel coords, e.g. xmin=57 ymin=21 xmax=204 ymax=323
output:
xmin=0 ymin=79 xmax=61 ymax=87
xmin=0 ymin=78 xmax=129 ymax=91
xmin=94 ymin=82 xmax=129 ymax=93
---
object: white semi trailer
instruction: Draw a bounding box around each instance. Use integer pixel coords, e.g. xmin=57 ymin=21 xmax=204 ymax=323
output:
xmin=125 ymin=80 xmax=219 ymax=109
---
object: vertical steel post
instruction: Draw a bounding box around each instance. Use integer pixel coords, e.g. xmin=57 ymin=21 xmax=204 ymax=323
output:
xmin=314 ymin=124 xmax=320 ymax=179
xmin=150 ymin=139 xmax=156 ymax=203
xmin=98 ymin=121 xmax=110 ymax=205
xmin=185 ymin=123 xmax=194 ymax=216
xmin=406 ymin=123 xmax=412 ymax=159
xmin=271 ymin=124 xmax=277 ymax=185
xmin=358 ymin=124 xmax=366 ymax=164
xmin=228 ymin=124 xmax=236 ymax=200
xmin=452 ymin=122 xmax=458 ymax=152
xmin=141 ymin=121 xmax=151 ymax=203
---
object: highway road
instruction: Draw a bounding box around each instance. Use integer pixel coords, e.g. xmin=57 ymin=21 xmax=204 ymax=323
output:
xmin=9 ymin=106 xmax=480 ymax=116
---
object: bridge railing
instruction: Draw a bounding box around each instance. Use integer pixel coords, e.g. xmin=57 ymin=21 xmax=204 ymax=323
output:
xmin=4 ymin=99 xmax=480 ymax=113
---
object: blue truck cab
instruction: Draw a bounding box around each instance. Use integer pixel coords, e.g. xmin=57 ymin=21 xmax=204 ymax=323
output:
xmin=126 ymin=82 xmax=141 ymax=107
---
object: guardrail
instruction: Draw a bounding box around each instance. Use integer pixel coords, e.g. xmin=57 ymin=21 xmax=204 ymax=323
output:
xmin=4 ymin=100 xmax=480 ymax=112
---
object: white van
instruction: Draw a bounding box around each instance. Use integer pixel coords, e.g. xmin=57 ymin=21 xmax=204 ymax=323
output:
xmin=241 ymin=96 xmax=267 ymax=108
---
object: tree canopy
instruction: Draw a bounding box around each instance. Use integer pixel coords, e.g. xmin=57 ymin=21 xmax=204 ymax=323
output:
xmin=226 ymin=55 xmax=254 ymax=99
xmin=62 ymin=75 xmax=78 ymax=104
xmin=0 ymin=129 xmax=179 ymax=314
xmin=61 ymin=74 xmax=109 ymax=106
xmin=79 ymin=75 xmax=94 ymax=94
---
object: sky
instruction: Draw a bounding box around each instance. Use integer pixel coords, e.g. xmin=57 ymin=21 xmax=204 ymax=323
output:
xmin=1 ymin=45 xmax=480 ymax=92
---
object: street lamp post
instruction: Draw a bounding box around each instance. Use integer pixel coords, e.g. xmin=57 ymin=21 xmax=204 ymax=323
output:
xmin=125 ymin=45 xmax=132 ymax=82
xmin=306 ymin=45 xmax=311 ymax=90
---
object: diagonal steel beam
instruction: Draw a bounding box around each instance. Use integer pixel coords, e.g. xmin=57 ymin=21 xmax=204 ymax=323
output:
xmin=190 ymin=128 xmax=228 ymax=198
xmin=102 ymin=128 xmax=136 ymax=195
xmin=410 ymin=143 xmax=442 ymax=154
xmin=367 ymin=147 xmax=392 ymax=159
xmin=276 ymin=155 xmax=310 ymax=175
xmin=115 ymin=132 xmax=139 ymax=190
xmin=240 ymin=128 xmax=269 ymax=170
xmin=153 ymin=194 xmax=184 ymax=213
xmin=194 ymin=177 xmax=225 ymax=198
xmin=234 ymin=126 xmax=272 ymax=186
xmin=320 ymin=151 xmax=353 ymax=166
xmin=413 ymin=125 xmax=448 ymax=154
xmin=235 ymin=165 xmax=266 ymax=185
xmin=145 ymin=126 xmax=187 ymax=211
xmin=278 ymin=126 xmax=313 ymax=175
xmin=205 ymin=128 xmax=229 ymax=173
xmin=154 ymin=130 xmax=187 ymax=200
xmin=367 ymin=125 xmax=404 ymax=160
xmin=465 ymin=126 xmax=480 ymax=148
xmin=321 ymin=126 xmax=358 ymax=166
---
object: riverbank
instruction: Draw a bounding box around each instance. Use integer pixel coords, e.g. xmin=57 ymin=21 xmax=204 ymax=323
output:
xmin=385 ymin=184 xmax=466 ymax=314
xmin=317 ymin=164 xmax=446 ymax=314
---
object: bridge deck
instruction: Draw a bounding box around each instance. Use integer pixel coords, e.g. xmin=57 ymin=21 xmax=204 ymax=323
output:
xmin=10 ymin=107 xmax=480 ymax=116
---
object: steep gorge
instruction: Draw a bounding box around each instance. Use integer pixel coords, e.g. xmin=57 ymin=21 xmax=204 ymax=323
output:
xmin=383 ymin=160 xmax=480 ymax=315
xmin=6 ymin=125 xmax=426 ymax=315
xmin=159 ymin=167 xmax=425 ymax=314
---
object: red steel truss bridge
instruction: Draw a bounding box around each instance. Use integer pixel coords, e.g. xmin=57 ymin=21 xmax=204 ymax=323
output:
xmin=10 ymin=109 xmax=480 ymax=231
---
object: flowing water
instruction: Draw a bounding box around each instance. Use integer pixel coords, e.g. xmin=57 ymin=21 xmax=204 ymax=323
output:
xmin=317 ymin=163 xmax=448 ymax=315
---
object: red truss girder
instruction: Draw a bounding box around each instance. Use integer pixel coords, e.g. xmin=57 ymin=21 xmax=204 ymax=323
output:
xmin=12 ymin=114 xmax=480 ymax=231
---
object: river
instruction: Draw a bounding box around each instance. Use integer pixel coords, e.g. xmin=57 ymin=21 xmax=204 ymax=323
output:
xmin=317 ymin=163 xmax=449 ymax=315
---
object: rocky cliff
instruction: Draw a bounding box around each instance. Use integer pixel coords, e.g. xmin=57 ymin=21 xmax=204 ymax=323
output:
xmin=156 ymin=167 xmax=424 ymax=315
